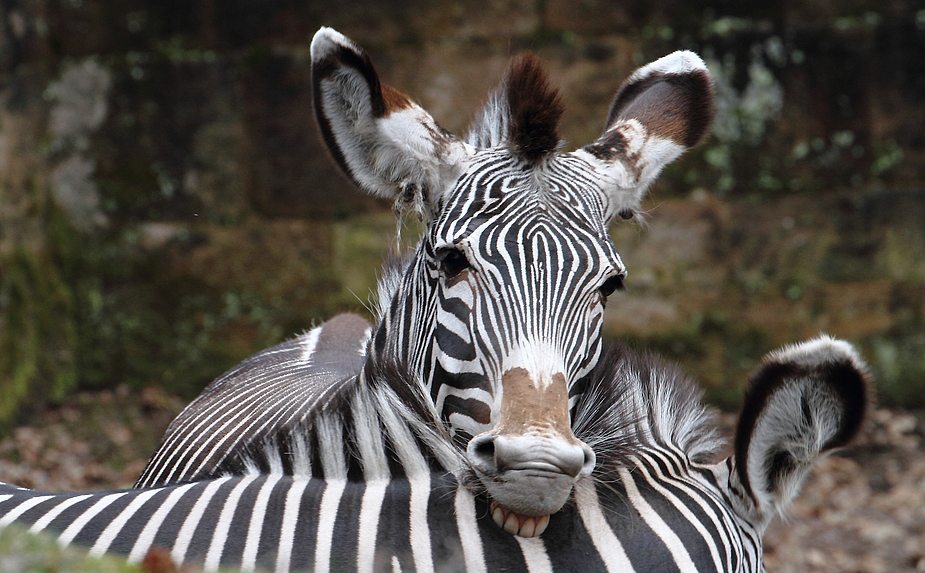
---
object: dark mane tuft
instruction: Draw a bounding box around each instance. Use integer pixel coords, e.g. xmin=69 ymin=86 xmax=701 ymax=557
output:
xmin=505 ymin=54 xmax=565 ymax=163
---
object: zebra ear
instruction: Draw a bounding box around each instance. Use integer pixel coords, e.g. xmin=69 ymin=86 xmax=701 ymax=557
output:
xmin=732 ymin=336 xmax=871 ymax=523
xmin=579 ymin=51 xmax=715 ymax=221
xmin=311 ymin=28 xmax=469 ymax=211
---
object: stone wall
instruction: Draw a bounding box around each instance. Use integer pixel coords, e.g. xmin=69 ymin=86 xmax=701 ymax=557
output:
xmin=1 ymin=1 xmax=923 ymax=426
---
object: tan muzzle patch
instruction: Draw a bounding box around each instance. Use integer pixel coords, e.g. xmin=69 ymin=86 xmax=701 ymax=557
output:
xmin=494 ymin=367 xmax=578 ymax=443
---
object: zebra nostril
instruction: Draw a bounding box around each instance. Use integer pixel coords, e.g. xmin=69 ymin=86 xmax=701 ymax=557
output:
xmin=467 ymin=434 xmax=498 ymax=472
xmin=579 ymin=443 xmax=596 ymax=477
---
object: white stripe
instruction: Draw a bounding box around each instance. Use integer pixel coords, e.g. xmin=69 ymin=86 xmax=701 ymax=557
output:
xmin=316 ymin=413 xmax=347 ymax=480
xmin=574 ymin=480 xmax=634 ymax=572
xmin=516 ymin=536 xmax=554 ymax=573
xmin=0 ymin=494 xmax=12 ymax=504
xmin=313 ymin=479 xmax=347 ymax=573
xmin=409 ymin=476 xmax=434 ymax=573
xmin=351 ymin=391 xmax=389 ymax=480
xmin=171 ymin=477 xmax=231 ymax=566
xmin=454 ymin=487 xmax=487 ymax=573
xmin=58 ymin=492 xmax=129 ymax=547
xmin=127 ymin=482 xmax=199 ymax=563
xmin=241 ymin=474 xmax=282 ymax=572
xmin=90 ymin=489 xmax=161 ymax=556
xmin=357 ymin=326 xmax=372 ymax=355
xmin=298 ymin=325 xmax=323 ymax=363
xmin=639 ymin=469 xmax=723 ymax=572
xmin=147 ymin=350 xmax=306 ymax=485
xmin=29 ymin=494 xmax=92 ymax=533
xmin=275 ymin=478 xmax=310 ymax=573
xmin=618 ymin=467 xmax=698 ymax=571
xmin=0 ymin=495 xmax=54 ymax=528
xmin=356 ymin=480 xmax=389 ymax=572
xmin=204 ymin=477 xmax=257 ymax=572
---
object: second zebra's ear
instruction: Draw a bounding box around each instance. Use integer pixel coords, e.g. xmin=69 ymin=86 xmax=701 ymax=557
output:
xmin=577 ymin=51 xmax=715 ymax=221
xmin=311 ymin=27 xmax=470 ymax=214
xmin=731 ymin=336 xmax=871 ymax=525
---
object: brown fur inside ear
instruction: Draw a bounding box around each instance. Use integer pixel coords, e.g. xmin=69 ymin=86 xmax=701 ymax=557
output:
xmin=506 ymin=54 xmax=565 ymax=163
xmin=606 ymin=69 xmax=715 ymax=148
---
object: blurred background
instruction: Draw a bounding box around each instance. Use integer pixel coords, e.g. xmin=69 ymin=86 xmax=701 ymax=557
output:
xmin=0 ymin=1 xmax=923 ymax=570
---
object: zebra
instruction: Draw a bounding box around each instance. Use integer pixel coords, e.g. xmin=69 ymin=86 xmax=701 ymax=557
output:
xmin=136 ymin=22 xmax=716 ymax=517
xmin=0 ymin=27 xmax=872 ymax=571
xmin=0 ymin=335 xmax=871 ymax=572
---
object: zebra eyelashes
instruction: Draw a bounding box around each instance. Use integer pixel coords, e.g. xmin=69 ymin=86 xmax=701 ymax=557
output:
xmin=436 ymin=247 xmax=470 ymax=277
xmin=599 ymin=274 xmax=626 ymax=298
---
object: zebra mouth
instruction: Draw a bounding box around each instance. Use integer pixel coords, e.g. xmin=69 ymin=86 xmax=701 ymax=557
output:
xmin=490 ymin=500 xmax=550 ymax=537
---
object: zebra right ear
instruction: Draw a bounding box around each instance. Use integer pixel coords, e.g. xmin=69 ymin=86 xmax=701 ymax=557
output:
xmin=731 ymin=336 xmax=871 ymax=525
xmin=311 ymin=28 xmax=469 ymax=213
xmin=579 ymin=52 xmax=715 ymax=221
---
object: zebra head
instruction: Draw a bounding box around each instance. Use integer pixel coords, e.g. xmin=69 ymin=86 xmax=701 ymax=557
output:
xmin=311 ymin=28 xmax=714 ymax=529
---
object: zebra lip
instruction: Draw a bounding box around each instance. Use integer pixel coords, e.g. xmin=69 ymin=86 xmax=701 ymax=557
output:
xmin=490 ymin=500 xmax=550 ymax=538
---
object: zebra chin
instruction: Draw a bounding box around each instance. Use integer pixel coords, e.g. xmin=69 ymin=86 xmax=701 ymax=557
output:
xmin=477 ymin=469 xmax=582 ymax=537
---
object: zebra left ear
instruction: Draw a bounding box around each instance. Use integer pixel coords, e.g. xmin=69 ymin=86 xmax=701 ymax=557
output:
xmin=731 ymin=336 xmax=871 ymax=524
xmin=311 ymin=28 xmax=469 ymax=214
xmin=579 ymin=51 xmax=715 ymax=221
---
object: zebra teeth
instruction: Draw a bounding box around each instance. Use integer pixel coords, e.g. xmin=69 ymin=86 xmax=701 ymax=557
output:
xmin=489 ymin=500 xmax=550 ymax=538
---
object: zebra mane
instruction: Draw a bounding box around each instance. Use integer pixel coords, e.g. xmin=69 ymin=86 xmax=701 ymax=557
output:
xmin=573 ymin=343 xmax=722 ymax=473
xmin=467 ymin=54 xmax=565 ymax=163
xmin=373 ymin=252 xmax=411 ymax=323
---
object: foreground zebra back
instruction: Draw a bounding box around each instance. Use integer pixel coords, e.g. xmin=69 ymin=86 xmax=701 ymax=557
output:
xmin=0 ymin=336 xmax=870 ymax=572
xmin=136 ymin=313 xmax=371 ymax=488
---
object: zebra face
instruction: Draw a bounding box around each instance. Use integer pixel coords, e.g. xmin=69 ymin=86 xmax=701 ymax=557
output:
xmin=312 ymin=27 xmax=715 ymax=531
xmin=428 ymin=150 xmax=625 ymax=434
xmin=424 ymin=149 xmax=626 ymax=524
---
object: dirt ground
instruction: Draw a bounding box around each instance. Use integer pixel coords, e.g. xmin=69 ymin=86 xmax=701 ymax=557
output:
xmin=1 ymin=386 xmax=923 ymax=572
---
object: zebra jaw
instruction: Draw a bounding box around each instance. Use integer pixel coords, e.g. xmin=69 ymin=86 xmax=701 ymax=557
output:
xmin=490 ymin=500 xmax=551 ymax=537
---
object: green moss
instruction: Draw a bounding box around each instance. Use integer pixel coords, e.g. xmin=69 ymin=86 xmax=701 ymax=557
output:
xmin=866 ymin=332 xmax=925 ymax=408
xmin=0 ymin=248 xmax=77 ymax=429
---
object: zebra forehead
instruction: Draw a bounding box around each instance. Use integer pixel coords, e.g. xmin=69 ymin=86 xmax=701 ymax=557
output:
xmin=434 ymin=161 xmax=612 ymax=241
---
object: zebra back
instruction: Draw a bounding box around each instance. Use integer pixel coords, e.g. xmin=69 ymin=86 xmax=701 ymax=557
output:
xmin=135 ymin=313 xmax=371 ymax=488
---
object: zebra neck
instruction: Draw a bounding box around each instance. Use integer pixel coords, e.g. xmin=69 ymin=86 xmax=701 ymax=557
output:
xmin=367 ymin=254 xmax=439 ymax=394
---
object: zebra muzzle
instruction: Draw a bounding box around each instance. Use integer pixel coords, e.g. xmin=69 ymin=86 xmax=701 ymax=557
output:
xmin=467 ymin=367 xmax=596 ymax=532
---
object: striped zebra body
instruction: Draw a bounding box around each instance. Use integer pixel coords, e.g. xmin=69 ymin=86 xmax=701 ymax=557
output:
xmin=0 ymin=461 xmax=758 ymax=572
xmin=0 ymin=338 xmax=870 ymax=572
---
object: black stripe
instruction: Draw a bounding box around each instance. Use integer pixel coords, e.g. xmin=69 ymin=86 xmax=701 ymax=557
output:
xmin=598 ymin=477 xmax=682 ymax=573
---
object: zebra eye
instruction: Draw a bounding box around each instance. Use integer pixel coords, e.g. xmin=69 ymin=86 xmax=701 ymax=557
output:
xmin=599 ymin=274 xmax=625 ymax=298
xmin=438 ymin=248 xmax=470 ymax=277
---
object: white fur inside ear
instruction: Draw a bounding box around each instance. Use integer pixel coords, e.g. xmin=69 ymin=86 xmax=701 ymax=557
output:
xmin=311 ymin=27 xmax=470 ymax=207
xmin=746 ymin=377 xmax=842 ymax=518
xmin=627 ymin=50 xmax=707 ymax=83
